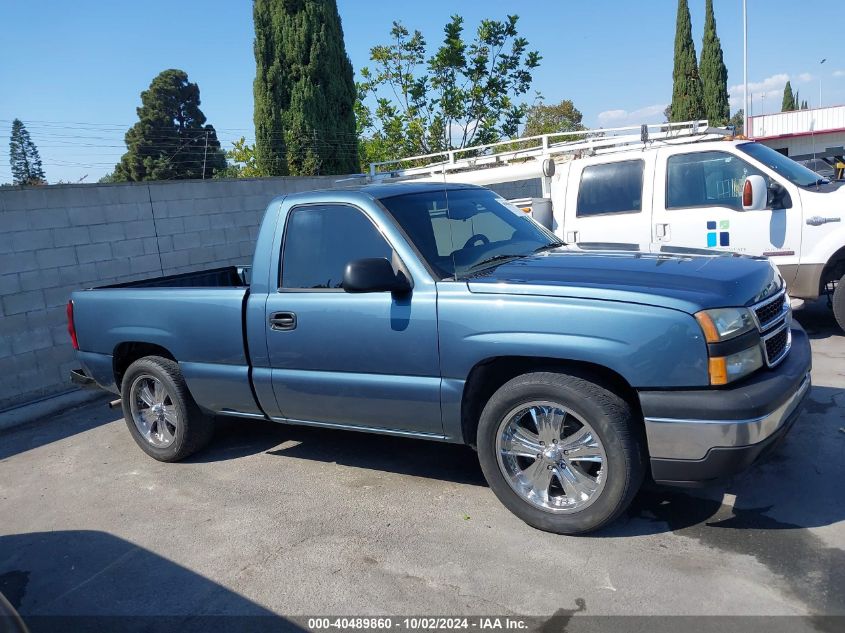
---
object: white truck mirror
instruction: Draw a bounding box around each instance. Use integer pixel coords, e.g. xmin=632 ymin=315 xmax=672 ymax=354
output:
xmin=742 ymin=175 xmax=767 ymax=211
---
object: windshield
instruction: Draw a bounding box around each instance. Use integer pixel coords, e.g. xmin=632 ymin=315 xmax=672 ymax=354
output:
xmin=379 ymin=188 xmax=561 ymax=279
xmin=737 ymin=142 xmax=826 ymax=187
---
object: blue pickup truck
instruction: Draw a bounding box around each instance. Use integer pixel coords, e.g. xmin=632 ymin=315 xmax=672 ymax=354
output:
xmin=69 ymin=182 xmax=811 ymax=534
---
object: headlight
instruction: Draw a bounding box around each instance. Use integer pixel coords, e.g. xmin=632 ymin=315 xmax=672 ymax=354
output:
xmin=695 ymin=307 xmax=755 ymax=342
xmin=708 ymin=345 xmax=764 ymax=386
xmin=695 ymin=307 xmax=764 ymax=385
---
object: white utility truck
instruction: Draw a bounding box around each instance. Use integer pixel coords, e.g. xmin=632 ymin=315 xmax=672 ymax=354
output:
xmin=369 ymin=120 xmax=845 ymax=330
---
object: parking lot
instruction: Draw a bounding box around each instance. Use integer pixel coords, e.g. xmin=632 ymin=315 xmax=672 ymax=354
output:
xmin=1 ymin=301 xmax=843 ymax=627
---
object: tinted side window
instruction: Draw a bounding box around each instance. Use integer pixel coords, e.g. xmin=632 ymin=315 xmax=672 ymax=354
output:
xmin=576 ymin=160 xmax=644 ymax=217
xmin=667 ymin=151 xmax=766 ymax=210
xmin=281 ymin=204 xmax=393 ymax=289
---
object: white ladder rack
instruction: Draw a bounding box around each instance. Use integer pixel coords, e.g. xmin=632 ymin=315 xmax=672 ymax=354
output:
xmin=368 ymin=119 xmax=732 ymax=179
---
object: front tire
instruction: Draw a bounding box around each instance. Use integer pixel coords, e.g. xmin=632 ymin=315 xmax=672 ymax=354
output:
xmin=477 ymin=372 xmax=645 ymax=535
xmin=833 ymin=274 xmax=845 ymax=332
xmin=120 ymin=356 xmax=214 ymax=462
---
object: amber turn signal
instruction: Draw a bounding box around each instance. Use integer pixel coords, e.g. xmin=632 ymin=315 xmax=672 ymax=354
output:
xmin=742 ymin=179 xmax=753 ymax=207
xmin=708 ymin=357 xmax=728 ymax=386
xmin=695 ymin=312 xmax=720 ymax=343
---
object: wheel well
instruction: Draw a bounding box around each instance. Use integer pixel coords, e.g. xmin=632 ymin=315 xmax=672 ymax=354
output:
xmin=113 ymin=342 xmax=176 ymax=391
xmin=460 ymin=356 xmax=642 ymax=447
xmin=821 ymin=246 xmax=845 ymax=291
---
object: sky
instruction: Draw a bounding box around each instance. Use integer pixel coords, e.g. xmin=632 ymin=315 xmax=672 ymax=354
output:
xmin=1 ymin=0 xmax=843 ymax=184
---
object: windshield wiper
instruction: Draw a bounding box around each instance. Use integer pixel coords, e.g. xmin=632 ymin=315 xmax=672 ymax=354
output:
xmin=533 ymin=241 xmax=565 ymax=253
xmin=468 ymin=253 xmax=527 ymax=270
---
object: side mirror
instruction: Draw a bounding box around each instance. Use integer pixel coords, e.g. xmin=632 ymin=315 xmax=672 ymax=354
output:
xmin=741 ymin=175 xmax=767 ymax=211
xmin=342 ymin=258 xmax=412 ymax=295
xmin=767 ymin=180 xmax=790 ymax=209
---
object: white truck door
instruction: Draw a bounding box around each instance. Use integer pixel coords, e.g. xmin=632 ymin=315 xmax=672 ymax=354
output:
xmin=651 ymin=145 xmax=802 ymax=274
xmin=562 ymin=153 xmax=654 ymax=248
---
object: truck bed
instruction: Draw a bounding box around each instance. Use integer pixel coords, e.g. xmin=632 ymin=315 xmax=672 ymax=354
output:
xmin=98 ymin=266 xmax=250 ymax=289
xmin=71 ymin=265 xmax=258 ymax=415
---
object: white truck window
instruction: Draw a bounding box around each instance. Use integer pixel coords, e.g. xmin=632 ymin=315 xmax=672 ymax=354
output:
xmin=667 ymin=151 xmax=766 ymax=210
xmin=576 ymin=160 xmax=644 ymax=217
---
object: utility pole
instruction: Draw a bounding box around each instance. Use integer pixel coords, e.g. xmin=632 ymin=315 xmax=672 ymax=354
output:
xmin=743 ymin=0 xmax=748 ymax=137
xmin=820 ymin=58 xmax=826 ymax=107
xmin=202 ymin=130 xmax=209 ymax=180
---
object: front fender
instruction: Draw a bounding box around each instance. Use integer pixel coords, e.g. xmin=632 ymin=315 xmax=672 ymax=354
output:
xmin=437 ymin=285 xmax=709 ymax=389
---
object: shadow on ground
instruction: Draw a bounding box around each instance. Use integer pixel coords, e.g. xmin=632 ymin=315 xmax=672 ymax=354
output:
xmin=0 ymin=395 xmax=113 ymax=461
xmin=192 ymin=416 xmax=487 ymax=487
xmin=794 ymin=297 xmax=838 ymax=340
xmin=0 ymin=530 xmax=302 ymax=632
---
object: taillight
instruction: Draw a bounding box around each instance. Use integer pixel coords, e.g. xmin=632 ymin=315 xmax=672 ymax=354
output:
xmin=742 ymin=179 xmax=753 ymax=207
xmin=67 ymin=300 xmax=79 ymax=350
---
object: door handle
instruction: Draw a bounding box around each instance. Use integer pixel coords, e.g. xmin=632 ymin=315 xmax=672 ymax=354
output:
xmin=269 ymin=311 xmax=296 ymax=331
xmin=655 ymin=223 xmax=670 ymax=241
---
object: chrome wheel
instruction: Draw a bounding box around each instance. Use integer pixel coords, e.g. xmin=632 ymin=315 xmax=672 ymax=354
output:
xmin=495 ymin=400 xmax=607 ymax=513
xmin=129 ymin=374 xmax=178 ymax=448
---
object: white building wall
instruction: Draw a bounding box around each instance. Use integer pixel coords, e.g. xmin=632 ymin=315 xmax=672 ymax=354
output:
xmin=750 ymin=105 xmax=845 ymax=138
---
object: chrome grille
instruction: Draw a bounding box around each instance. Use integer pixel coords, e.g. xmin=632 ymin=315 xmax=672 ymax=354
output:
xmin=752 ymin=289 xmax=788 ymax=332
xmin=750 ymin=289 xmax=791 ymax=367
xmin=762 ymin=324 xmax=790 ymax=366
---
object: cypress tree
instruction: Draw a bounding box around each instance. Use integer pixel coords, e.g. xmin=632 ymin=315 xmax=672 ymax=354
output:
xmin=9 ymin=119 xmax=46 ymax=185
xmin=781 ymin=81 xmax=796 ymax=112
xmin=670 ymin=0 xmax=704 ymax=122
xmin=114 ymin=69 xmax=226 ymax=181
xmin=699 ymin=0 xmax=729 ymax=126
xmin=253 ymin=0 xmax=359 ymax=176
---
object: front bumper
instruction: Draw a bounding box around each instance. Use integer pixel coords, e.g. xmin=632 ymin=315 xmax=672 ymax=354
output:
xmin=640 ymin=326 xmax=812 ymax=486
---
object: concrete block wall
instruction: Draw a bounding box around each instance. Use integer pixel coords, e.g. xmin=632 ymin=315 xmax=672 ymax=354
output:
xmin=0 ymin=175 xmax=342 ymax=412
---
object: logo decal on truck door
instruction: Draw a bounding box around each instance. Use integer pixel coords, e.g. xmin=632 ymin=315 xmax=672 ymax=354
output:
xmin=706 ymin=220 xmax=730 ymax=247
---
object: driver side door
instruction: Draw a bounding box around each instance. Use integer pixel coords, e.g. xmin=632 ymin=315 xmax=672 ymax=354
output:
xmin=264 ymin=203 xmax=443 ymax=436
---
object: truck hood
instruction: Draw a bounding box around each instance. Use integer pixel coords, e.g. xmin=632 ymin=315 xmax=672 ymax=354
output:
xmin=466 ymin=246 xmax=782 ymax=314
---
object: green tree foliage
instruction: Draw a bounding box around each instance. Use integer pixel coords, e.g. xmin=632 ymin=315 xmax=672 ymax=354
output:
xmin=669 ymin=0 xmax=704 ymax=122
xmin=781 ymin=81 xmax=796 ymax=112
xmin=253 ymin=0 xmax=358 ymax=176
xmin=9 ymin=119 xmax=46 ymax=185
xmin=522 ymin=99 xmax=585 ymax=139
xmin=113 ymin=69 xmax=226 ymax=181
xmin=728 ymin=109 xmax=744 ymax=135
xmin=793 ymin=89 xmax=809 ymax=111
xmin=699 ymin=0 xmax=729 ymax=125
xmin=356 ymin=15 xmax=541 ymax=170
xmin=215 ymin=137 xmax=263 ymax=178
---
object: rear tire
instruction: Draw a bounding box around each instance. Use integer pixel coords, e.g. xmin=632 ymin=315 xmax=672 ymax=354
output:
xmin=476 ymin=372 xmax=645 ymax=535
xmin=833 ymin=274 xmax=845 ymax=332
xmin=120 ymin=356 xmax=214 ymax=462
